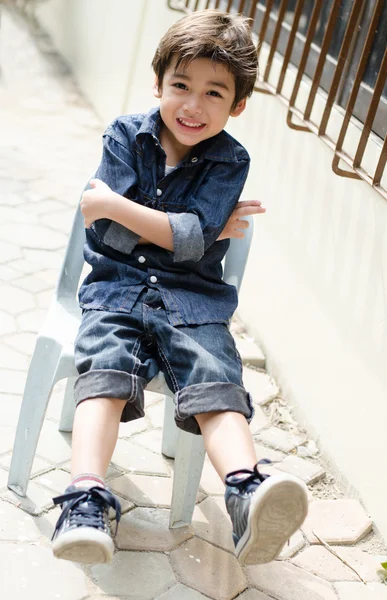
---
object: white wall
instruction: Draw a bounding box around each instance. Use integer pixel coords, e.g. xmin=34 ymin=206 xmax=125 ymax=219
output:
xmin=36 ymin=0 xmax=387 ymax=541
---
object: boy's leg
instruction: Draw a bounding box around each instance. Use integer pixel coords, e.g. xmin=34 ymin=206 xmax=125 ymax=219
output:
xmin=150 ymin=307 xmax=308 ymax=566
xmin=51 ymin=397 xmax=125 ymax=564
xmin=52 ymin=303 xmax=159 ymax=564
xmin=196 ymin=410 xmax=308 ymax=565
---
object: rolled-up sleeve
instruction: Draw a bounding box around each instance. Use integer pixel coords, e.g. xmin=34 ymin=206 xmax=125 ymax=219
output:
xmin=167 ymin=159 xmax=250 ymax=263
xmin=94 ymin=124 xmax=140 ymax=253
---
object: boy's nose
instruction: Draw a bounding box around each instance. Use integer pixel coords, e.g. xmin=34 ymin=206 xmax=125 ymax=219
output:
xmin=183 ymin=97 xmax=202 ymax=115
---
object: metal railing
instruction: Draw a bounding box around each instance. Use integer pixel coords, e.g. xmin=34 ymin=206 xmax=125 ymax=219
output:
xmin=168 ymin=0 xmax=387 ymax=199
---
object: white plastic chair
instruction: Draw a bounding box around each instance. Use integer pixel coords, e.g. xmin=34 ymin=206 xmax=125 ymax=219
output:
xmin=8 ymin=181 xmax=253 ymax=528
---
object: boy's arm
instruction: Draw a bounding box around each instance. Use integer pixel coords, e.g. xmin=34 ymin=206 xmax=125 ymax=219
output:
xmin=81 ymin=159 xmax=251 ymax=261
xmin=81 ymin=179 xmax=174 ymax=250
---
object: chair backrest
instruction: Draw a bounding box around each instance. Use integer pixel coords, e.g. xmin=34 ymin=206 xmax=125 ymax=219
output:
xmin=55 ymin=182 xmax=254 ymax=300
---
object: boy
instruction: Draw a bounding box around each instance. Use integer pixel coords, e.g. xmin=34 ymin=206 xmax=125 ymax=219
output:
xmin=51 ymin=9 xmax=308 ymax=566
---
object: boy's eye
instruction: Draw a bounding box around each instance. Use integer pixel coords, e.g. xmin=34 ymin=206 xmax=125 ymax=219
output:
xmin=207 ymin=90 xmax=222 ymax=98
xmin=173 ymin=82 xmax=187 ymax=90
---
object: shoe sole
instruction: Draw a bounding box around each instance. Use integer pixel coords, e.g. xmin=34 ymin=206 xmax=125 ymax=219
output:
xmin=236 ymin=474 xmax=309 ymax=565
xmin=52 ymin=527 xmax=114 ymax=564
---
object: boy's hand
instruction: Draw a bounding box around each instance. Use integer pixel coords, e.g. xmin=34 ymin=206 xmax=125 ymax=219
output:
xmin=217 ymin=200 xmax=266 ymax=240
xmin=80 ymin=179 xmax=114 ymax=228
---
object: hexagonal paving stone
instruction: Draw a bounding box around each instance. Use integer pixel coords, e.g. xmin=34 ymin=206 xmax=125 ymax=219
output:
xmin=110 ymin=473 xmax=178 ymax=508
xmin=36 ymin=420 xmax=72 ymax=464
xmin=0 ymin=544 xmax=88 ymax=599
xmin=278 ymin=529 xmax=305 ymax=559
xmin=249 ymin=405 xmax=269 ymax=433
xmin=115 ymin=507 xmax=192 ymax=551
xmin=135 ymin=428 xmax=163 ymax=454
xmin=276 ymin=455 xmax=326 ymax=485
xmin=192 ymin=496 xmax=234 ymax=552
xmin=243 ymin=367 xmax=279 ymax=405
xmin=91 ymin=551 xmax=175 ymax=597
xmin=170 ymin=537 xmax=246 ymax=600
xmin=0 ymin=311 xmax=16 ymax=336
xmin=0 ymin=240 xmax=22 ymax=262
xmin=1 ymin=480 xmax=54 ymax=516
xmin=257 ymin=427 xmax=305 ymax=452
xmin=17 ymin=308 xmax=46 ymax=333
xmin=302 ymin=499 xmax=373 ymax=544
xmin=155 ymin=583 xmax=210 ymax=599
xmin=0 ymin=499 xmax=40 ymax=541
xmin=0 ymin=343 xmax=29 ymax=370
xmin=3 ymin=331 xmax=37 ymax=355
xmin=254 ymin=443 xmax=285 ymax=463
xmin=34 ymin=468 xmax=71 ymax=495
xmin=334 ymin=583 xmax=387 ymax=599
xmin=0 ymin=224 xmax=67 ymax=249
xmin=0 ymin=369 xmax=26 ymax=395
xmin=112 ymin=438 xmax=169 ymax=476
xmin=293 ymin=545 xmax=382 ymax=582
xmin=246 ymin=561 xmax=337 ymax=600
xmin=237 ymin=590 xmax=273 ymax=600
xmin=235 ymin=337 xmax=265 ymax=367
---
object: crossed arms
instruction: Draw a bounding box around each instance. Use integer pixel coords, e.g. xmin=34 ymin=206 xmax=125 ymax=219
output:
xmin=80 ymin=178 xmax=265 ymax=253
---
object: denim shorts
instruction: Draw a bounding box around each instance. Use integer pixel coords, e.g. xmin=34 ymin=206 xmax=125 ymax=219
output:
xmin=74 ymin=288 xmax=253 ymax=434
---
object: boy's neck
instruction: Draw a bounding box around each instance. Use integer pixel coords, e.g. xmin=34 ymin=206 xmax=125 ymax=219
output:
xmin=160 ymin=123 xmax=194 ymax=167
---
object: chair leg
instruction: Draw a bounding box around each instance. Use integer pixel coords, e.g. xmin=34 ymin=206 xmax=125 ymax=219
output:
xmin=161 ymin=395 xmax=179 ymax=459
xmin=7 ymin=338 xmax=61 ymax=497
xmin=58 ymin=377 xmax=76 ymax=433
xmin=169 ymin=429 xmax=206 ymax=529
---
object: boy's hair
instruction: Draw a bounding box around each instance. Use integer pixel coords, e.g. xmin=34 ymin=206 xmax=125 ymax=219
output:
xmin=152 ymin=9 xmax=258 ymax=109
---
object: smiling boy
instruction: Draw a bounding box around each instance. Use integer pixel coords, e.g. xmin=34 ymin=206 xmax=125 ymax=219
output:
xmin=51 ymin=9 xmax=308 ymax=566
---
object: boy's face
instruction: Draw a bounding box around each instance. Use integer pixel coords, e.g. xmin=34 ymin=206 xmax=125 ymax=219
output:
xmin=154 ymin=57 xmax=246 ymax=156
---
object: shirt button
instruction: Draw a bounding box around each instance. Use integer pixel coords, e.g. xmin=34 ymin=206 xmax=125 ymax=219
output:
xmin=138 ymin=256 xmax=146 ymax=264
xmin=150 ymin=275 xmax=158 ymax=284
xmin=156 ymin=188 xmax=162 ymax=196
xmin=191 ymin=157 xmax=198 ymax=163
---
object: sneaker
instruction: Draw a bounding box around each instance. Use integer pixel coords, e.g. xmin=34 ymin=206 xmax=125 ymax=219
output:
xmin=225 ymin=462 xmax=308 ymax=565
xmin=51 ymin=485 xmax=121 ymax=564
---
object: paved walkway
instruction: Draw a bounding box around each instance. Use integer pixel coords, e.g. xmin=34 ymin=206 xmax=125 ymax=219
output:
xmin=0 ymin=6 xmax=387 ymax=600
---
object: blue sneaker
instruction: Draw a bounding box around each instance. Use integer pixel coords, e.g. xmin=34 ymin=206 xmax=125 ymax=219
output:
xmin=52 ymin=485 xmax=121 ymax=564
xmin=225 ymin=463 xmax=308 ymax=564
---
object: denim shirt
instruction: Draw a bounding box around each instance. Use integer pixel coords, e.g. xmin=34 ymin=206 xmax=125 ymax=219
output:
xmin=79 ymin=107 xmax=250 ymax=326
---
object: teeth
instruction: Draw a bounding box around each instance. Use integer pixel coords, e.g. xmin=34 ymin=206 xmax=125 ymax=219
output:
xmin=179 ymin=119 xmax=204 ymax=128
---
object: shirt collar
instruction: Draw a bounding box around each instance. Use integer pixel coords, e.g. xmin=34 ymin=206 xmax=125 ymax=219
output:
xmin=135 ymin=107 xmax=241 ymax=164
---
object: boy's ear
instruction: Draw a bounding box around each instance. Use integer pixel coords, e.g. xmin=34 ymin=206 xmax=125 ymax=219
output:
xmin=153 ymin=78 xmax=162 ymax=99
xmin=230 ymin=97 xmax=247 ymax=117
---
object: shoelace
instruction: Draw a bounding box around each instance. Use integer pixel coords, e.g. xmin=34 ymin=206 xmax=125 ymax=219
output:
xmin=52 ymin=486 xmax=121 ymax=540
xmin=224 ymin=460 xmax=271 ymax=493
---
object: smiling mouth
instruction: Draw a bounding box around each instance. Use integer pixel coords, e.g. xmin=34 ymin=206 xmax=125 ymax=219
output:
xmin=177 ymin=118 xmax=206 ymax=131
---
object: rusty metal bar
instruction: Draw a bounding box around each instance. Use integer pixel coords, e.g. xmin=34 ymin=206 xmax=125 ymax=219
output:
xmin=263 ymin=0 xmax=288 ymax=83
xmin=238 ymin=0 xmax=247 ymax=13
xmin=373 ymin=135 xmax=387 ymax=188
xmin=319 ymin=0 xmax=365 ymax=137
xmin=194 ymin=0 xmax=201 ymax=10
xmin=226 ymin=0 xmax=233 ymax=12
xmin=332 ymin=0 xmax=384 ymax=179
xmin=303 ymin=0 xmax=342 ymax=122
xmin=215 ymin=0 xmax=221 ymax=7
xmin=276 ymin=0 xmax=305 ymax=95
xmin=205 ymin=0 xmax=212 ymax=8
xmin=286 ymin=0 xmax=322 ymax=130
xmin=353 ymin=45 xmax=387 ymax=168
xmin=248 ymin=0 xmax=258 ymax=21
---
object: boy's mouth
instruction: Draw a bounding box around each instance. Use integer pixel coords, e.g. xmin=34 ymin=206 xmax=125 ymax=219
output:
xmin=176 ymin=118 xmax=206 ymax=132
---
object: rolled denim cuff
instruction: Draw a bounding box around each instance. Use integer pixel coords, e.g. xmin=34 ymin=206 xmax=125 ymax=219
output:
xmin=74 ymin=369 xmax=147 ymax=422
xmin=174 ymin=382 xmax=254 ymax=435
xmin=167 ymin=212 xmax=204 ymax=263
xmin=103 ymin=221 xmax=140 ymax=254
